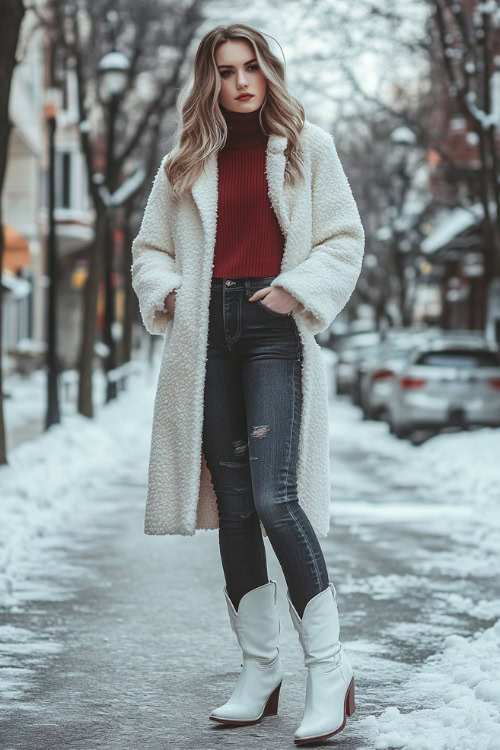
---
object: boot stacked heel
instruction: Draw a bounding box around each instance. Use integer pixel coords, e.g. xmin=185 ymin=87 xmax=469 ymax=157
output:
xmin=209 ymin=580 xmax=284 ymax=726
xmin=346 ymin=677 xmax=356 ymax=717
xmin=263 ymin=679 xmax=283 ymax=716
xmin=287 ymin=583 xmax=356 ymax=745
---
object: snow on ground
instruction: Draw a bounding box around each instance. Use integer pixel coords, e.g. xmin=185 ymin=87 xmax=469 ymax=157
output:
xmin=1 ymin=352 xmax=160 ymax=702
xmin=329 ymin=397 xmax=500 ymax=580
xmin=330 ymin=397 xmax=500 ymax=513
xmin=1 ymin=351 xmax=500 ymax=746
xmin=1 ymin=356 xmax=157 ymax=611
xmin=327 ymin=395 xmax=500 ymax=750
xmin=360 ymin=620 xmax=500 ymax=750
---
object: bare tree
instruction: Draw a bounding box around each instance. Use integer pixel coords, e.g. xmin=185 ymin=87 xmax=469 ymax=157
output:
xmin=290 ymin=0 xmax=498 ymax=328
xmin=429 ymin=0 xmax=500 ymax=276
xmin=335 ymin=98 xmax=438 ymax=327
xmin=32 ymin=0 xmax=205 ymax=416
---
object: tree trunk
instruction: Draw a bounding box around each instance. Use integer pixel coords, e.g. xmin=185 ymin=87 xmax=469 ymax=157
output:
xmin=77 ymin=209 xmax=106 ymax=417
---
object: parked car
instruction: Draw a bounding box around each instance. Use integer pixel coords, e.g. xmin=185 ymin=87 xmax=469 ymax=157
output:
xmin=358 ymin=329 xmax=439 ymax=419
xmin=332 ymin=331 xmax=381 ymax=396
xmin=351 ymin=343 xmax=384 ymax=406
xmin=359 ymin=343 xmax=420 ymax=419
xmin=386 ymin=337 xmax=500 ymax=438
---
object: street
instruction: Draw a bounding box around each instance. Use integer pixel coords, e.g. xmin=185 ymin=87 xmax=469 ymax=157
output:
xmin=2 ymin=2 xmax=500 ymax=748
xmin=1 ymin=366 xmax=499 ymax=750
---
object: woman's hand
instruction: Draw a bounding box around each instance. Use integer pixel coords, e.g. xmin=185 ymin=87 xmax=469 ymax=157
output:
xmin=163 ymin=289 xmax=177 ymax=315
xmin=248 ymin=285 xmax=301 ymax=315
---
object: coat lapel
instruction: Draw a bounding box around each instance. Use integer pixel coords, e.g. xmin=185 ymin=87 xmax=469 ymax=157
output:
xmin=191 ymin=151 xmax=218 ymax=255
xmin=265 ymin=134 xmax=290 ymax=236
xmin=190 ymin=133 xmax=291 ymax=253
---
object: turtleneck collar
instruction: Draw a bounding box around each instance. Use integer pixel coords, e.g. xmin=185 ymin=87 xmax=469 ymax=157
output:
xmin=220 ymin=104 xmax=267 ymax=150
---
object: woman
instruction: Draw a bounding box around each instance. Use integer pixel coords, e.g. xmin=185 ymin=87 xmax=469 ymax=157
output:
xmin=131 ymin=23 xmax=364 ymax=745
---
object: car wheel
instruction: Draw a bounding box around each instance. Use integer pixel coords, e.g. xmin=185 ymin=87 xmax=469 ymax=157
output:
xmin=379 ymin=407 xmax=389 ymax=423
xmin=362 ymin=400 xmax=375 ymax=420
xmin=394 ymin=422 xmax=412 ymax=439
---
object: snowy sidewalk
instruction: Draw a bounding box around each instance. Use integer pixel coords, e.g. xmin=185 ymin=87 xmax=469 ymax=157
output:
xmin=1 ymin=356 xmax=500 ymax=749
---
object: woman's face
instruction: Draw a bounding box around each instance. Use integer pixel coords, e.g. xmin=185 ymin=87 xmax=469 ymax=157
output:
xmin=215 ymin=39 xmax=267 ymax=113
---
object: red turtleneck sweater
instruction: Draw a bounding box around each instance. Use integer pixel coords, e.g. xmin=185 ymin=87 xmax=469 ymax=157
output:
xmin=212 ymin=105 xmax=285 ymax=278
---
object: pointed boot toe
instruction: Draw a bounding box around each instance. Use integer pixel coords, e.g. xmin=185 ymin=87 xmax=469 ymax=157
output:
xmin=287 ymin=583 xmax=356 ymax=745
xmin=210 ymin=678 xmax=283 ymax=725
xmin=209 ymin=581 xmax=284 ymax=725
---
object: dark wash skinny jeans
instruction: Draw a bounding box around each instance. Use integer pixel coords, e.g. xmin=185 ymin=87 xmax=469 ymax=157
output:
xmin=202 ymin=276 xmax=329 ymax=618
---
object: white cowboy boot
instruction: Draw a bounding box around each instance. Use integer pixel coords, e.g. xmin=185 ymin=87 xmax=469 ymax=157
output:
xmin=209 ymin=580 xmax=284 ymax=725
xmin=287 ymin=583 xmax=355 ymax=745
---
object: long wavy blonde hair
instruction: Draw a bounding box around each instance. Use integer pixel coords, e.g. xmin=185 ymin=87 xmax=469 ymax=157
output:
xmin=164 ymin=23 xmax=305 ymax=200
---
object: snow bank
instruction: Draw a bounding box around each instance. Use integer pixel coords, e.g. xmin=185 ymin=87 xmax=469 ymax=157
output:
xmin=329 ymin=399 xmax=500 ymax=750
xmin=330 ymin=399 xmax=500 ymax=514
xmin=361 ymin=620 xmax=500 ymax=750
xmin=0 ymin=359 xmax=156 ymax=610
xmin=415 ymin=429 xmax=500 ymax=513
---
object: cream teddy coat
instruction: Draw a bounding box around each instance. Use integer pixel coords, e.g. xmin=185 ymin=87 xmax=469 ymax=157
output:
xmin=131 ymin=118 xmax=365 ymax=538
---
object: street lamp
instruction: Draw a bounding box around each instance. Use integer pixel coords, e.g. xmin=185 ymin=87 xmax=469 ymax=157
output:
xmin=43 ymin=86 xmax=63 ymax=429
xmin=97 ymin=50 xmax=130 ymax=99
xmin=97 ymin=47 xmax=129 ymax=402
xmin=390 ymin=126 xmax=417 ymax=147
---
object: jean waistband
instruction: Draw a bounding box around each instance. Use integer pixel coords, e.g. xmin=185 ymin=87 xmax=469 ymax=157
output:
xmin=211 ymin=276 xmax=277 ymax=290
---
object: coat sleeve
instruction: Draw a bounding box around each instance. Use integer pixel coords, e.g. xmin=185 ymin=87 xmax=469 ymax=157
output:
xmin=131 ymin=155 xmax=183 ymax=336
xmin=270 ymin=128 xmax=365 ymax=335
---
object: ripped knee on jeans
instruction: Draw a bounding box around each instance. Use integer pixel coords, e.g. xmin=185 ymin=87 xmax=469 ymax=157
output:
xmin=251 ymin=424 xmax=270 ymax=439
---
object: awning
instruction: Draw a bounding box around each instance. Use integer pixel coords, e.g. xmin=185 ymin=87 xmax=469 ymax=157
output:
xmin=421 ymin=204 xmax=483 ymax=254
xmin=2 ymin=223 xmax=31 ymax=272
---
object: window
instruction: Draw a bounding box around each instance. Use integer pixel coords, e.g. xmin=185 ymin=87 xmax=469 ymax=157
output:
xmin=55 ymin=151 xmax=72 ymax=208
xmin=416 ymin=349 xmax=500 ymax=368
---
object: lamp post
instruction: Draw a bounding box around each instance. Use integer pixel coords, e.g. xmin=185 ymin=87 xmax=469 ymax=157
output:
xmin=43 ymin=87 xmax=63 ymax=429
xmin=97 ymin=47 xmax=129 ymax=402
